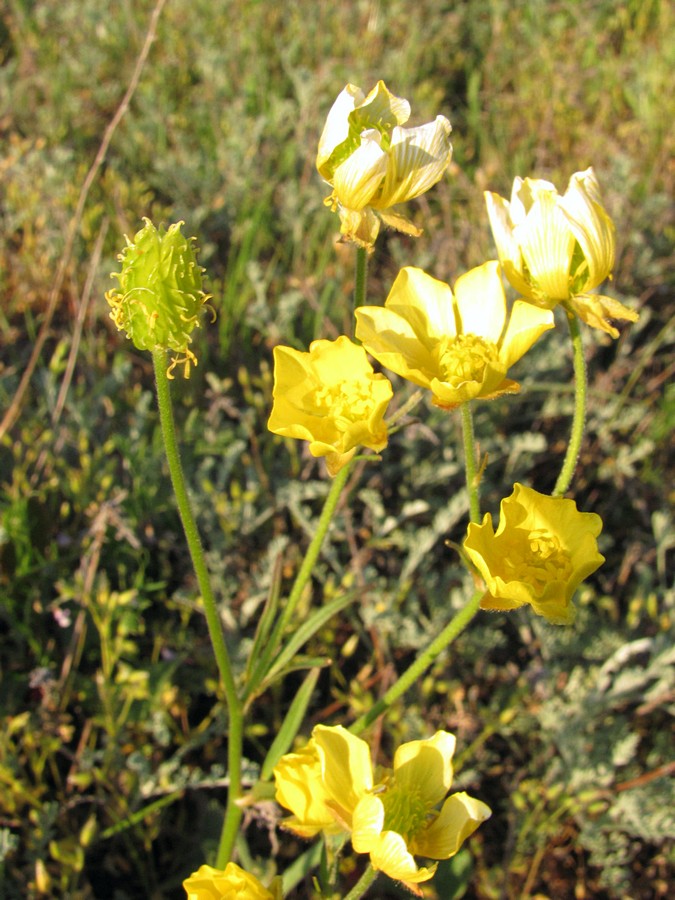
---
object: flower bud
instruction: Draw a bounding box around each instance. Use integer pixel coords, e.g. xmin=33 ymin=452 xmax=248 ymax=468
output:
xmin=106 ymin=218 xmax=210 ymax=377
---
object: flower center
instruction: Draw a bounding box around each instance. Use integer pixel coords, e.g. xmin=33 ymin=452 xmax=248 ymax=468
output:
xmin=435 ymin=334 xmax=499 ymax=386
xmin=308 ymin=381 xmax=377 ymax=430
xmin=504 ymin=529 xmax=573 ymax=592
xmin=378 ymin=783 xmax=428 ymax=843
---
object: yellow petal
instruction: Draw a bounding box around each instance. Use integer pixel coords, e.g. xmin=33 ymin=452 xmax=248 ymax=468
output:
xmin=499 ymin=299 xmax=554 ymax=369
xmin=374 ymin=117 xmax=452 ymax=208
xmin=351 ymin=793 xmax=385 ymax=854
xmin=393 ymin=731 xmax=456 ymax=807
xmin=484 ymin=191 xmax=534 ymax=300
xmin=356 ymin=305 xmax=437 ymax=390
xmin=313 ymin=725 xmax=373 ymax=818
xmin=367 ymin=830 xmax=438 ymax=887
xmin=386 ymin=266 xmax=457 ymax=339
xmin=332 ymin=132 xmax=388 ymax=211
xmin=517 ymin=191 xmax=575 ymax=300
xmin=414 ymin=792 xmax=492 ymax=859
xmin=317 ymin=84 xmax=366 ymax=179
xmin=273 ymin=742 xmax=340 ymax=837
xmin=355 ymin=80 xmax=411 ymax=130
xmin=452 ymin=260 xmax=506 ymax=344
xmin=559 ymin=168 xmax=615 ymax=291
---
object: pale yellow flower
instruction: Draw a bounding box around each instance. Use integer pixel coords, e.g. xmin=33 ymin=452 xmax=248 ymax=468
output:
xmin=268 ymin=335 xmax=392 ymax=475
xmin=485 ymin=168 xmax=638 ymax=337
xmin=355 ymin=262 xmax=554 ymax=410
xmin=463 ymin=483 xmax=605 ymax=625
xmin=317 ymin=81 xmax=452 ymax=249
xmin=182 ymin=863 xmax=282 ymax=900
xmin=274 ymin=726 xmax=490 ymax=895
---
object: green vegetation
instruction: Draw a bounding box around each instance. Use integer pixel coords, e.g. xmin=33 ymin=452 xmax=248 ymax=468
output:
xmin=1 ymin=0 xmax=673 ymax=897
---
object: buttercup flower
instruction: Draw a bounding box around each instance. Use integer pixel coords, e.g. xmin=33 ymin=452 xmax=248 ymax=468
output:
xmin=463 ymin=483 xmax=605 ymax=625
xmin=355 ymin=261 xmax=554 ymax=410
xmin=182 ymin=863 xmax=282 ymax=900
xmin=317 ymin=80 xmax=452 ymax=249
xmin=485 ymin=168 xmax=638 ymax=337
xmin=268 ymin=335 xmax=393 ymax=475
xmin=274 ymin=725 xmax=490 ymax=894
xmin=106 ymin=218 xmax=210 ymax=377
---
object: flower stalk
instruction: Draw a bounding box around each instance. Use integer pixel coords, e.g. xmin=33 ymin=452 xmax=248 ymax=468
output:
xmin=350 ymin=589 xmax=483 ymax=735
xmin=553 ymin=309 xmax=587 ymax=497
xmin=151 ymin=349 xmax=243 ymax=866
xmin=461 ymin=402 xmax=481 ymax=523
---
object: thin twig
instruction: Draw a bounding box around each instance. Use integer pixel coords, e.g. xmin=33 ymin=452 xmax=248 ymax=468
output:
xmin=52 ymin=217 xmax=109 ymax=424
xmin=0 ymin=0 xmax=168 ymax=440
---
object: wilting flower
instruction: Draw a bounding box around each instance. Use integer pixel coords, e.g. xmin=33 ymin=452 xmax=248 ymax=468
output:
xmin=355 ymin=261 xmax=554 ymax=410
xmin=484 ymin=168 xmax=638 ymax=337
xmin=463 ymin=483 xmax=605 ymax=625
xmin=317 ymin=80 xmax=452 ymax=249
xmin=274 ymin=725 xmax=490 ymax=894
xmin=268 ymin=335 xmax=393 ymax=475
xmin=106 ymin=218 xmax=210 ymax=377
xmin=183 ymin=863 xmax=282 ymax=900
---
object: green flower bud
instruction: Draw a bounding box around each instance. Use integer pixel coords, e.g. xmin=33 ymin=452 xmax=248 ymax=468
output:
xmin=106 ymin=218 xmax=211 ymax=377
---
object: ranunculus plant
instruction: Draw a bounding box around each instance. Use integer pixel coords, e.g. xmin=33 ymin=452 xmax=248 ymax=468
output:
xmin=104 ymin=75 xmax=639 ymax=899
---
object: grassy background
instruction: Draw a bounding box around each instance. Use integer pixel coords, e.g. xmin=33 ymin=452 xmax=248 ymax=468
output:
xmin=1 ymin=0 xmax=673 ymax=897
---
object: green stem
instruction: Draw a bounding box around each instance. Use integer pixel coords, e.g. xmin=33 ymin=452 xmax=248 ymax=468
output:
xmin=460 ymin=402 xmax=481 ymax=523
xmin=350 ymin=589 xmax=483 ymax=735
xmin=246 ymin=461 xmax=354 ymax=697
xmin=343 ymin=863 xmax=378 ymax=900
xmin=151 ymin=349 xmax=243 ymax=866
xmin=354 ymin=246 xmax=368 ymax=317
xmin=553 ymin=309 xmax=586 ymax=497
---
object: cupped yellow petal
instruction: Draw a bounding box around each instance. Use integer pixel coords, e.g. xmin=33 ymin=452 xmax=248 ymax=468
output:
xmin=453 ymin=261 xmax=506 ymax=343
xmin=354 ymin=79 xmax=411 ymax=132
xmin=413 ymin=792 xmax=492 ymax=859
xmin=559 ymin=167 xmax=615 ymax=291
xmin=332 ymin=132 xmax=389 ymax=211
xmin=393 ymin=731 xmax=456 ymax=807
xmin=386 ymin=267 xmax=457 ymax=339
xmin=499 ymin=299 xmax=555 ymax=370
xmin=317 ymin=83 xmax=365 ymax=178
xmin=374 ymin=116 xmax=452 ymax=209
xmin=351 ymin=792 xmax=385 ymax=854
xmin=484 ymin=191 xmax=534 ymax=299
xmin=517 ymin=191 xmax=576 ymax=300
xmin=273 ymin=741 xmax=341 ymax=838
xmin=313 ymin=725 xmax=374 ymax=822
xmin=368 ymin=831 xmax=438 ymax=888
xmin=354 ymin=306 xmax=438 ymax=391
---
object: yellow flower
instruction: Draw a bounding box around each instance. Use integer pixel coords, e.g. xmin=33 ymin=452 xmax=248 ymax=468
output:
xmin=485 ymin=168 xmax=638 ymax=337
xmin=274 ymin=726 xmax=490 ymax=895
xmin=182 ymin=863 xmax=282 ymax=900
xmin=106 ymin=218 xmax=211 ymax=377
xmin=317 ymin=81 xmax=452 ymax=249
xmin=268 ymin=335 xmax=393 ymax=475
xmin=463 ymin=483 xmax=605 ymax=625
xmin=355 ymin=262 xmax=554 ymax=410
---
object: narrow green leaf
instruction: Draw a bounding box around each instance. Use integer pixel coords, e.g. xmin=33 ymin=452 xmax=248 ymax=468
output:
xmin=260 ymin=667 xmax=321 ymax=780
